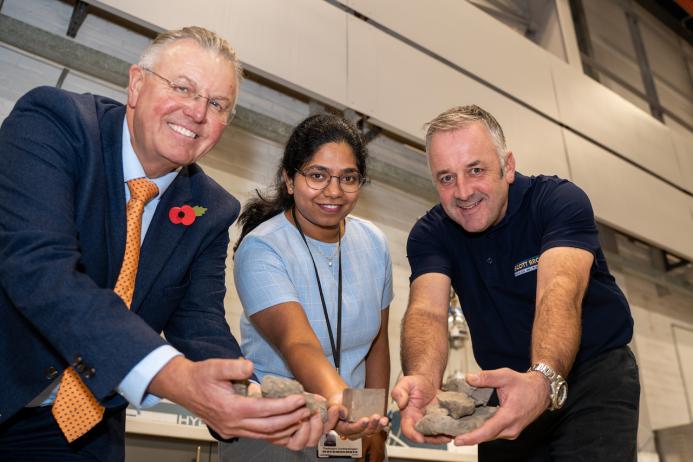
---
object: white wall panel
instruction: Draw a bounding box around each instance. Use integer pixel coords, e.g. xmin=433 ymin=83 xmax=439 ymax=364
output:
xmin=347 ymin=17 xmax=571 ymax=179
xmin=0 ymin=46 xmax=63 ymax=123
xmin=552 ymin=58 xmax=686 ymax=191
xmin=3 ymin=0 xmax=73 ymax=36
xmin=90 ymin=0 xmax=232 ymax=37
xmin=61 ymin=73 xmax=127 ymax=103
xmin=91 ymin=0 xmax=349 ymax=107
xmin=341 ymin=0 xmax=560 ymax=120
xmin=224 ymin=0 xmax=348 ymax=106
xmin=564 ymin=129 xmax=693 ymax=260
xmin=671 ymin=129 xmax=693 ymax=192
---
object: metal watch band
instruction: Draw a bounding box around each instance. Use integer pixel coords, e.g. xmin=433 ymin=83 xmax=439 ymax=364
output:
xmin=528 ymin=363 xmax=568 ymax=411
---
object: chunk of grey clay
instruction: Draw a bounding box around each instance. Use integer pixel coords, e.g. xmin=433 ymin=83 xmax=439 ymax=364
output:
xmin=261 ymin=375 xmax=327 ymax=422
xmin=303 ymin=393 xmax=328 ymax=422
xmin=443 ymin=376 xmax=494 ymax=406
xmin=415 ymin=406 xmax=498 ymax=436
xmin=261 ymin=375 xmax=304 ymax=398
xmin=436 ymin=391 xmax=475 ymax=419
xmin=425 ymin=402 xmax=450 ymax=416
xmin=414 ymin=377 xmax=498 ymax=437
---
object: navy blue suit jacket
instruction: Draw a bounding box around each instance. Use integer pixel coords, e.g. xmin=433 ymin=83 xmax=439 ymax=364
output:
xmin=0 ymin=87 xmax=242 ymax=444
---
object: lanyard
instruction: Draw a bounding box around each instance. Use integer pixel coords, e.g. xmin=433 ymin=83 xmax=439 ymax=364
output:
xmin=291 ymin=207 xmax=342 ymax=373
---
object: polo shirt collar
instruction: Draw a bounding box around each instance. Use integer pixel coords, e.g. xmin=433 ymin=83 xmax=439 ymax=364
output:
xmin=488 ymin=171 xmax=531 ymax=232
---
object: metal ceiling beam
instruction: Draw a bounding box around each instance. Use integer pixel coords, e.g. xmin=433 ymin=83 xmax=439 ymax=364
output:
xmin=625 ymin=1 xmax=664 ymax=121
xmin=569 ymin=0 xmax=600 ymax=81
xmin=67 ymin=1 xmax=90 ymax=38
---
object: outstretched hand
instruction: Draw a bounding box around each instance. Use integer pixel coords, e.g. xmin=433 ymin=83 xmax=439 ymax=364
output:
xmin=326 ymin=392 xmax=389 ymax=441
xmin=390 ymin=375 xmax=450 ymax=445
xmin=148 ymin=357 xmax=321 ymax=449
xmin=454 ymin=368 xmax=549 ymax=446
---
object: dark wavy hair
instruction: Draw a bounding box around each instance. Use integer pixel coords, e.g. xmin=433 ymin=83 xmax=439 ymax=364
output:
xmin=234 ymin=113 xmax=368 ymax=252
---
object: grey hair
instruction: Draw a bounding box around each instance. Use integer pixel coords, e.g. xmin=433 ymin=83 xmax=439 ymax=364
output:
xmin=138 ymin=26 xmax=243 ymax=101
xmin=424 ymin=105 xmax=508 ymax=168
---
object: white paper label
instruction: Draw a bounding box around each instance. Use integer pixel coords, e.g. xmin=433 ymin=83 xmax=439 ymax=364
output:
xmin=317 ymin=431 xmax=362 ymax=458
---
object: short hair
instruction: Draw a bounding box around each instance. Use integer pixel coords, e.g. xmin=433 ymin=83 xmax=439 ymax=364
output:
xmin=424 ymin=105 xmax=508 ymax=167
xmin=138 ymin=26 xmax=243 ymax=101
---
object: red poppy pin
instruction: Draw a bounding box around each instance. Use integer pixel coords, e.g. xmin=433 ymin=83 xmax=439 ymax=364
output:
xmin=169 ymin=205 xmax=207 ymax=226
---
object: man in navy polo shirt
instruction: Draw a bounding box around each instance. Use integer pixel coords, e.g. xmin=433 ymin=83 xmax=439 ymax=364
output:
xmin=391 ymin=105 xmax=639 ymax=461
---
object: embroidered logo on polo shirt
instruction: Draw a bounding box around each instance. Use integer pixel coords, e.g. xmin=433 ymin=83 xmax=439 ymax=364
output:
xmin=513 ymin=255 xmax=539 ymax=277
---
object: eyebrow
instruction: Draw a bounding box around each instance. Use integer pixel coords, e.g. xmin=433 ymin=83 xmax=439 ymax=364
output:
xmin=434 ymin=159 xmax=482 ymax=177
xmin=305 ymin=165 xmax=359 ymax=173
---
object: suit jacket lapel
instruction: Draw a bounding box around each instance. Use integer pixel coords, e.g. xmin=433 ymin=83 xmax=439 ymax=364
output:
xmin=130 ymin=167 xmax=193 ymax=313
xmin=101 ymin=106 xmax=127 ymax=287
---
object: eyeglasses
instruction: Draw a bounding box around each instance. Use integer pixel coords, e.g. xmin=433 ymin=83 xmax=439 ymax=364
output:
xmin=141 ymin=67 xmax=236 ymax=125
xmin=295 ymin=167 xmax=368 ymax=193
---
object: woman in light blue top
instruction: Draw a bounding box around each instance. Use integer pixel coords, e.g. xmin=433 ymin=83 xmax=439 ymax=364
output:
xmin=221 ymin=114 xmax=392 ymax=462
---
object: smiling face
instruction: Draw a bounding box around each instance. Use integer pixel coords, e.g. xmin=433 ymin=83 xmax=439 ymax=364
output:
xmin=126 ymin=39 xmax=237 ymax=178
xmin=428 ymin=122 xmax=515 ymax=233
xmin=284 ymin=141 xmax=361 ymax=242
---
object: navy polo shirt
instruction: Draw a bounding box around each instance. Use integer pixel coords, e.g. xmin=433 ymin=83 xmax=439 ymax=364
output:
xmin=407 ymin=173 xmax=633 ymax=373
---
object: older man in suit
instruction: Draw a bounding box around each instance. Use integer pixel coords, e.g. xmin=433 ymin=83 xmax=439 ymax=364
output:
xmin=0 ymin=26 xmax=323 ymax=461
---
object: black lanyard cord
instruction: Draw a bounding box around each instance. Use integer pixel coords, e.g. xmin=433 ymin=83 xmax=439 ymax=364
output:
xmin=290 ymin=207 xmax=342 ymax=372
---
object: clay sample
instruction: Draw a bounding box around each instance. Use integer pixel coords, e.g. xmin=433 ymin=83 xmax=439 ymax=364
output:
xmin=425 ymin=402 xmax=450 ymax=416
xmin=261 ymin=375 xmax=305 ymax=398
xmin=303 ymin=393 xmax=328 ymax=422
xmin=436 ymin=391 xmax=475 ymax=419
xmin=413 ymin=376 xmax=498 ymax=437
xmin=415 ymin=406 xmax=498 ymax=436
xmin=443 ymin=376 xmax=494 ymax=406
xmin=260 ymin=375 xmax=327 ymax=422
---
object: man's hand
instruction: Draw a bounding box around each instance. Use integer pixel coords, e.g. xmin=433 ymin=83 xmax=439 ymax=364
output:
xmin=390 ymin=375 xmax=450 ymax=445
xmin=454 ymin=368 xmax=549 ymax=446
xmin=268 ymin=408 xmax=326 ymax=450
xmin=148 ymin=356 xmax=321 ymax=448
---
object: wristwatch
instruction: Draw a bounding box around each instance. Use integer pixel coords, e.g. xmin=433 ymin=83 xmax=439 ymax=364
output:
xmin=528 ymin=363 xmax=568 ymax=411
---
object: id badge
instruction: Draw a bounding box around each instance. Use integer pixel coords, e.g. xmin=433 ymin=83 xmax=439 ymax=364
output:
xmin=317 ymin=431 xmax=362 ymax=458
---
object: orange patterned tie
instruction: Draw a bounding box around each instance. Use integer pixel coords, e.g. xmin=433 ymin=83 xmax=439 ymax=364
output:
xmin=52 ymin=178 xmax=158 ymax=442
xmin=113 ymin=178 xmax=159 ymax=307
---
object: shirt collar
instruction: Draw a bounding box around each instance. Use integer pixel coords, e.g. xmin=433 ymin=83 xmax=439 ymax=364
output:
xmin=489 ymin=171 xmax=531 ymax=231
xmin=121 ymin=117 xmax=179 ymax=196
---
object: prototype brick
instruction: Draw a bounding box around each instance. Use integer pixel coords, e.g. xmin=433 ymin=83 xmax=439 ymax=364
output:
xmin=343 ymin=388 xmax=387 ymax=422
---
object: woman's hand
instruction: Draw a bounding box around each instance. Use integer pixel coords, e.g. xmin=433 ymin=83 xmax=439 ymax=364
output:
xmin=327 ymin=392 xmax=389 ymax=440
